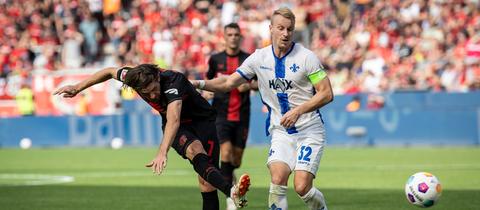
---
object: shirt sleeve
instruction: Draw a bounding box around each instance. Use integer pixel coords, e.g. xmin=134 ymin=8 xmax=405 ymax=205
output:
xmin=206 ymin=57 xmax=216 ymax=80
xmin=164 ymin=74 xmax=184 ymax=104
xmin=305 ymin=52 xmax=327 ymax=85
xmin=236 ymin=50 xmax=258 ymax=81
xmin=116 ymin=67 xmax=129 ymax=82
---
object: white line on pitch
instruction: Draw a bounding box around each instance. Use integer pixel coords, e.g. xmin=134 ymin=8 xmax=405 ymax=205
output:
xmin=0 ymin=174 xmax=74 ymax=186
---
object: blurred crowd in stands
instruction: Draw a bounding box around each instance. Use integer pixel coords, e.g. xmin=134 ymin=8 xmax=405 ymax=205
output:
xmin=0 ymin=0 xmax=479 ymax=103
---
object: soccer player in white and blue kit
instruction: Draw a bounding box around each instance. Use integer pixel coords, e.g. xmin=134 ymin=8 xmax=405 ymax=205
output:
xmin=193 ymin=7 xmax=333 ymax=210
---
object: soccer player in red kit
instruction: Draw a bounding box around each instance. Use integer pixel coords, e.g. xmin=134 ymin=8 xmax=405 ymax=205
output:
xmin=206 ymin=22 xmax=257 ymax=210
xmin=54 ymin=64 xmax=251 ymax=210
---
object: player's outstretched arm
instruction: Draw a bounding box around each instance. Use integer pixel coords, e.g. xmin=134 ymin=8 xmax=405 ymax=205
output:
xmin=146 ymin=100 xmax=182 ymax=175
xmin=191 ymin=72 xmax=247 ymax=93
xmin=53 ymin=67 xmax=119 ymax=98
xmin=237 ymin=79 xmax=258 ymax=92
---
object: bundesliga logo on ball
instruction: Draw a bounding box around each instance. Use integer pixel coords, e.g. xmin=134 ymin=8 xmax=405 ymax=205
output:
xmin=405 ymin=172 xmax=442 ymax=208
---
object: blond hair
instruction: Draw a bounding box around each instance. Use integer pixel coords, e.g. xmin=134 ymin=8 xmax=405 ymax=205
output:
xmin=272 ymin=7 xmax=296 ymax=25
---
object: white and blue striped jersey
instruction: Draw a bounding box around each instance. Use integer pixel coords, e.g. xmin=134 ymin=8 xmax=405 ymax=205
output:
xmin=236 ymin=43 xmax=326 ymax=136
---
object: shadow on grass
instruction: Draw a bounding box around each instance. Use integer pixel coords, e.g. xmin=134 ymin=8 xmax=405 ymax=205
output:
xmin=1 ymin=186 xmax=478 ymax=210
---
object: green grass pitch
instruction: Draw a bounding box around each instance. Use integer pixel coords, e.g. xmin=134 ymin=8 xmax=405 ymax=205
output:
xmin=0 ymin=146 xmax=479 ymax=210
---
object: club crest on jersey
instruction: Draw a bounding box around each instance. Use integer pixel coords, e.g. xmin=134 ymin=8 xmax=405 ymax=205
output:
xmin=289 ymin=63 xmax=299 ymax=73
xmin=269 ymin=78 xmax=293 ymax=93
xmin=179 ymin=134 xmax=187 ymax=147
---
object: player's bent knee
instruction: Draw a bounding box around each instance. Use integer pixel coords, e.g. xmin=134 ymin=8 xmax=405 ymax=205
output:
xmin=220 ymin=151 xmax=232 ymax=162
xmin=220 ymin=141 xmax=232 ymax=151
xmin=269 ymin=162 xmax=291 ymax=185
xmin=220 ymin=142 xmax=232 ymax=161
xmin=293 ymin=170 xmax=314 ymax=195
xmin=294 ymin=182 xmax=312 ymax=196
xmin=270 ymin=174 xmax=289 ymax=186
xmin=186 ymin=140 xmax=207 ymax=160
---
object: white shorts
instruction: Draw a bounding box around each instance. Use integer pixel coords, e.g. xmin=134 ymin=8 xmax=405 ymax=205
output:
xmin=267 ymin=127 xmax=326 ymax=176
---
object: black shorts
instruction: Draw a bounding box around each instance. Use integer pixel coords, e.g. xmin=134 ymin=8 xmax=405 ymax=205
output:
xmin=171 ymin=120 xmax=220 ymax=167
xmin=216 ymin=120 xmax=249 ymax=149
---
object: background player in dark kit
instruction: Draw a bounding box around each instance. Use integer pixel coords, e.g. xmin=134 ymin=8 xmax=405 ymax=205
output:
xmin=206 ymin=25 xmax=257 ymax=202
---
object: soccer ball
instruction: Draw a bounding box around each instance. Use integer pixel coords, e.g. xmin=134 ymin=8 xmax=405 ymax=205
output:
xmin=110 ymin=137 xmax=124 ymax=150
xmin=405 ymin=172 xmax=442 ymax=208
xmin=19 ymin=138 xmax=32 ymax=149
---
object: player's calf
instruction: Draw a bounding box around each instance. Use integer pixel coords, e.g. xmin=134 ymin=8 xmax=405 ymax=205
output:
xmin=192 ymin=153 xmax=231 ymax=196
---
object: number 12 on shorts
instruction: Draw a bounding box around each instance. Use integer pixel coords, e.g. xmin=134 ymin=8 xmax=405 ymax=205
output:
xmin=298 ymin=146 xmax=312 ymax=161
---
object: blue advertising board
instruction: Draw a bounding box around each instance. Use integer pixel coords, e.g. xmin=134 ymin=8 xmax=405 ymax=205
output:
xmin=1 ymin=92 xmax=479 ymax=147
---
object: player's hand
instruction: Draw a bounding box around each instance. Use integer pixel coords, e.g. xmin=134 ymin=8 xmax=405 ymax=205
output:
xmin=237 ymin=83 xmax=250 ymax=92
xmin=280 ymin=108 xmax=301 ymax=129
xmin=145 ymin=153 xmax=168 ymax=175
xmin=53 ymin=85 xmax=79 ymax=98
xmin=189 ymin=80 xmax=200 ymax=88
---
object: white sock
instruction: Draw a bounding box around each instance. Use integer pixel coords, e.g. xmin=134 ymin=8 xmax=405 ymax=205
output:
xmin=226 ymin=197 xmax=237 ymax=210
xmin=299 ymin=187 xmax=327 ymax=210
xmin=269 ymin=183 xmax=288 ymax=210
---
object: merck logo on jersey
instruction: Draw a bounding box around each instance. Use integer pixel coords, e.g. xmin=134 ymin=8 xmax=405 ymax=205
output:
xmin=269 ymin=78 xmax=293 ymax=93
